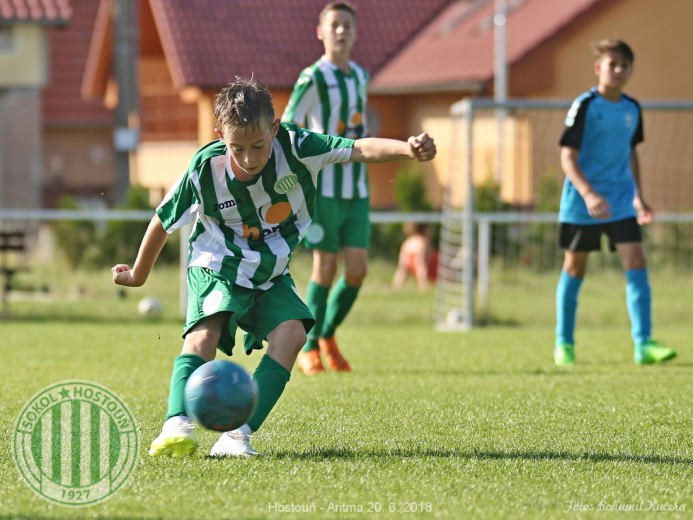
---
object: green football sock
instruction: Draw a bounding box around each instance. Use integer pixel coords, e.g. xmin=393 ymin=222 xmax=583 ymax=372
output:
xmin=302 ymin=281 xmax=329 ymax=352
xmin=247 ymin=354 xmax=291 ymax=432
xmin=322 ymin=277 xmax=360 ymax=339
xmin=165 ymin=353 xmax=206 ymax=420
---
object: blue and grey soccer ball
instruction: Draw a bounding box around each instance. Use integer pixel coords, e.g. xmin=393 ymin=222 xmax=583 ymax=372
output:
xmin=184 ymin=360 xmax=258 ymax=431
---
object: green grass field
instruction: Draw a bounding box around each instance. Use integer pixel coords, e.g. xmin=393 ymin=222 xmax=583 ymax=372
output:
xmin=1 ymin=255 xmax=692 ymax=519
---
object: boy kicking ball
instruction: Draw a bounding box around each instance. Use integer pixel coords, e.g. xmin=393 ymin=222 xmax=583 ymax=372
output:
xmin=112 ymin=78 xmax=436 ymax=457
xmin=554 ymin=39 xmax=675 ymax=366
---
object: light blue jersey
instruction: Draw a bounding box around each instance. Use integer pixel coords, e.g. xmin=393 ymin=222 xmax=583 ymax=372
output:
xmin=558 ymin=88 xmax=644 ymax=224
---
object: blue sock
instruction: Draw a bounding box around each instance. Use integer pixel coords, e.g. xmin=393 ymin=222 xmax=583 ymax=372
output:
xmin=625 ymin=268 xmax=651 ymax=345
xmin=555 ymin=271 xmax=583 ymax=344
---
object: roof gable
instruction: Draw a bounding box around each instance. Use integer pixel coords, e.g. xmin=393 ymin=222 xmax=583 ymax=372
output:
xmin=43 ymin=0 xmax=112 ymax=124
xmin=131 ymin=0 xmax=454 ymax=89
xmin=371 ymin=0 xmax=607 ymax=93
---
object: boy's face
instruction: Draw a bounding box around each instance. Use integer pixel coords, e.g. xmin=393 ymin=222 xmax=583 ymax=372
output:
xmin=216 ymin=119 xmax=280 ymax=177
xmin=595 ymin=50 xmax=633 ymax=90
xmin=317 ymin=9 xmax=356 ymax=56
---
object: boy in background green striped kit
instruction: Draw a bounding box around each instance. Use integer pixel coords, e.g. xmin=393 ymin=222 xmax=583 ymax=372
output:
xmin=283 ymin=1 xmax=372 ymax=375
xmin=112 ymin=78 xmax=436 ymax=457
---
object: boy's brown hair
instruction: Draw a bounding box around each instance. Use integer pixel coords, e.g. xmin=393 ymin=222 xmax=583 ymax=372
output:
xmin=319 ymin=1 xmax=357 ymax=23
xmin=213 ymin=78 xmax=275 ymax=132
xmin=592 ymin=38 xmax=634 ymax=64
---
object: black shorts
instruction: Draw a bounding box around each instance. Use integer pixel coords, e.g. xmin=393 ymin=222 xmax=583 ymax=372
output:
xmin=558 ymin=217 xmax=641 ymax=252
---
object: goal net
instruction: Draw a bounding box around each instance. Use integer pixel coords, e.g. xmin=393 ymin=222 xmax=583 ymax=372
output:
xmin=437 ymin=99 xmax=693 ymax=330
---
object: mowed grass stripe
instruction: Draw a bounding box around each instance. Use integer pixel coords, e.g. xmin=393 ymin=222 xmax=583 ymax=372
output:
xmin=0 ymin=265 xmax=691 ymax=519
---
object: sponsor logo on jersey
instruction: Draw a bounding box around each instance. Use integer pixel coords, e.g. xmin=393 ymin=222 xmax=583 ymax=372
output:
xmin=242 ymin=202 xmax=297 ymax=241
xmin=274 ymin=174 xmax=298 ymax=194
xmin=242 ymin=214 xmax=299 ymax=241
xmin=213 ymin=198 xmax=240 ymax=212
xmin=345 ymin=110 xmax=364 ymax=139
xmin=259 ymin=201 xmax=292 ymax=224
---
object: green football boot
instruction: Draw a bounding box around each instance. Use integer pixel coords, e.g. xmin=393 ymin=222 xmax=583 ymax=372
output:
xmin=554 ymin=342 xmax=575 ymax=366
xmin=149 ymin=416 xmax=198 ymax=457
xmin=634 ymin=339 xmax=676 ymax=365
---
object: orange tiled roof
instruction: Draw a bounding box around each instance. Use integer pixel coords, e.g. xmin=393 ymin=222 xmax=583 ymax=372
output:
xmin=371 ymin=0 xmax=607 ymax=93
xmin=0 ymin=0 xmax=72 ymax=24
xmin=147 ymin=0 xmax=455 ymax=89
xmin=43 ymin=0 xmax=112 ymax=125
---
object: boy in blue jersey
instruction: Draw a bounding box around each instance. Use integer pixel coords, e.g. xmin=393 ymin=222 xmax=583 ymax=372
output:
xmin=554 ymin=39 xmax=676 ymax=366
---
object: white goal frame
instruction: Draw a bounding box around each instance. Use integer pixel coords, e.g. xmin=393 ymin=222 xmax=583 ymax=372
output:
xmin=438 ymin=98 xmax=693 ymax=332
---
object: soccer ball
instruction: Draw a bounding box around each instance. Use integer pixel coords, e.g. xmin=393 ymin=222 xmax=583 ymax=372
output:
xmin=184 ymin=360 xmax=258 ymax=431
xmin=137 ymin=297 xmax=162 ymax=317
xmin=445 ymin=307 xmax=466 ymax=326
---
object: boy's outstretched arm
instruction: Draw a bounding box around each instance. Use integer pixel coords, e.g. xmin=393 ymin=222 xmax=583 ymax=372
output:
xmin=560 ymin=146 xmax=611 ymax=220
xmin=112 ymin=214 xmax=169 ymax=287
xmin=350 ymin=133 xmax=436 ymax=163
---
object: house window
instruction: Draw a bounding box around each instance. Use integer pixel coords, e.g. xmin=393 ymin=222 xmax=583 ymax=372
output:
xmin=0 ymin=26 xmax=14 ymax=53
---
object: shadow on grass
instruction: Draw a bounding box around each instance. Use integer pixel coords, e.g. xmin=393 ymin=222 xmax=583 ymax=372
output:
xmin=0 ymin=516 xmax=217 ymax=520
xmin=0 ymin=315 xmax=182 ymax=324
xmin=474 ymin=315 xmax=521 ymax=327
xmin=370 ymin=368 xmax=580 ymax=377
xmin=0 ymin=517 xmax=164 ymax=520
xmin=264 ymin=448 xmax=692 ymax=466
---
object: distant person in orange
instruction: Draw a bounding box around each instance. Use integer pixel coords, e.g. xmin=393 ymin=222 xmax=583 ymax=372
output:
xmin=392 ymin=222 xmax=438 ymax=291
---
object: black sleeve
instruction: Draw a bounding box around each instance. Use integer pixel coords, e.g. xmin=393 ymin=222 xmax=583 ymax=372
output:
xmin=632 ymin=102 xmax=644 ymax=148
xmin=559 ymin=97 xmax=590 ymax=150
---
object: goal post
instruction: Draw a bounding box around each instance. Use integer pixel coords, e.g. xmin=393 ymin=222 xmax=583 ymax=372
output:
xmin=438 ymin=98 xmax=693 ymax=331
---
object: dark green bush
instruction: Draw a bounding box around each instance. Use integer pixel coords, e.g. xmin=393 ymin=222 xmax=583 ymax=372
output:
xmin=51 ymin=197 xmax=98 ymax=268
xmin=51 ymin=188 xmax=180 ymax=269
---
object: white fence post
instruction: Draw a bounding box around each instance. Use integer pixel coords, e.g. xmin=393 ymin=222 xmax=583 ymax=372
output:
xmin=179 ymin=223 xmax=191 ymax=319
xmin=462 ymin=99 xmax=476 ymax=329
xmin=477 ymin=219 xmax=491 ymax=319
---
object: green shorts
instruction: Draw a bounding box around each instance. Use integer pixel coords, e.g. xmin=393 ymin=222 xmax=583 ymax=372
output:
xmin=183 ymin=267 xmax=315 ymax=356
xmin=302 ymin=196 xmax=371 ymax=252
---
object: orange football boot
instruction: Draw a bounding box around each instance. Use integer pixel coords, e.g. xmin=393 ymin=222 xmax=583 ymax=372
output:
xmin=318 ymin=337 xmax=351 ymax=372
xmin=297 ymin=349 xmax=325 ymax=375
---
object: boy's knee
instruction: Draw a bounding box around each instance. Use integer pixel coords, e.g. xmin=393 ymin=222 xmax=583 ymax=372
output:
xmin=182 ymin=328 xmax=220 ymax=360
xmin=625 ymin=251 xmax=647 ymax=270
xmin=288 ymin=326 xmax=307 ymax=353
xmin=564 ymin=265 xmax=586 ymax=278
xmin=344 ymin=269 xmax=367 ymax=287
xmin=562 ymin=252 xmax=588 ymax=278
xmin=313 ymin=254 xmax=337 ymax=287
xmin=619 ymin=244 xmax=647 ymax=270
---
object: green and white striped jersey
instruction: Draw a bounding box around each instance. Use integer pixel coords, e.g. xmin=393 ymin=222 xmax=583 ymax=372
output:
xmin=156 ymin=123 xmax=355 ymax=290
xmin=282 ymin=56 xmax=369 ymax=200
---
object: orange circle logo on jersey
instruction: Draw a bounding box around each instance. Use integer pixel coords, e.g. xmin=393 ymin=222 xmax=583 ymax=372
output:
xmin=261 ymin=202 xmax=292 ymax=224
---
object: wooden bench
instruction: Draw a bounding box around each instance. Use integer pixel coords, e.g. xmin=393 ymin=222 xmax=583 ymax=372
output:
xmin=0 ymin=231 xmax=27 ymax=317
